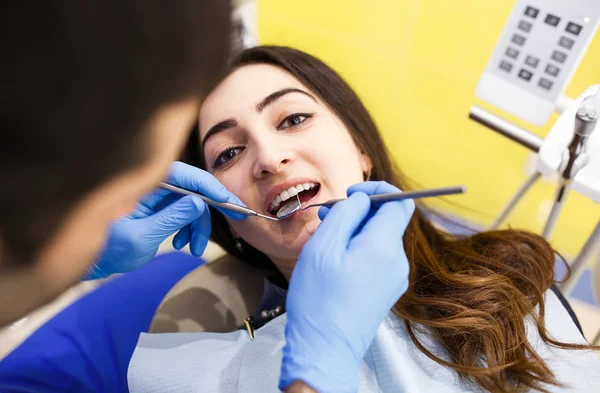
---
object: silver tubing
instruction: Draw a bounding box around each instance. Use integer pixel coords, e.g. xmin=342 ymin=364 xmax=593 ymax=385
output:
xmin=469 ymin=106 xmax=543 ymax=152
xmin=542 ymin=179 xmax=571 ymax=240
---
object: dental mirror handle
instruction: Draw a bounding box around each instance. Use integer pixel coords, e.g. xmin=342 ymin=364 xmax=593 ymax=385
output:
xmin=308 ymin=185 xmax=467 ymax=209
xmin=159 ymin=182 xmax=273 ymax=219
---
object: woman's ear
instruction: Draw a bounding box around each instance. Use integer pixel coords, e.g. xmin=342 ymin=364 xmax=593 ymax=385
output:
xmin=360 ymin=153 xmax=373 ymax=181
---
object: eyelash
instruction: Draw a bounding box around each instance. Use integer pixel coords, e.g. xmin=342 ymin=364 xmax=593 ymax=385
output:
xmin=277 ymin=112 xmax=313 ymax=130
xmin=211 ymin=112 xmax=314 ymax=169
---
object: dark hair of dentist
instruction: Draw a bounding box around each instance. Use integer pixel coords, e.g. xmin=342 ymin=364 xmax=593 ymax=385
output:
xmin=0 ymin=0 xmax=231 ymax=324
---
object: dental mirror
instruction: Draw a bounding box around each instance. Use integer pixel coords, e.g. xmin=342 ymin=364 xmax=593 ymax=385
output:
xmin=276 ymin=194 xmax=302 ymax=219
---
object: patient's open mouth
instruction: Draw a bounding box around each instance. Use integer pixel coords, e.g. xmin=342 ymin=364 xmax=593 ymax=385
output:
xmin=268 ymin=183 xmax=320 ymax=216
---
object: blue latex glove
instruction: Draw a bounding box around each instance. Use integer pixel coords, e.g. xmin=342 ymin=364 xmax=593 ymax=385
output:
xmin=85 ymin=162 xmax=245 ymax=279
xmin=280 ymin=181 xmax=415 ymax=393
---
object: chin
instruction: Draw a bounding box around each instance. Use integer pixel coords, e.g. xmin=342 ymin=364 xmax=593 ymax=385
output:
xmin=286 ymin=233 xmax=311 ymax=255
xmin=241 ymin=212 xmax=321 ymax=263
xmin=280 ymin=214 xmax=320 ymax=254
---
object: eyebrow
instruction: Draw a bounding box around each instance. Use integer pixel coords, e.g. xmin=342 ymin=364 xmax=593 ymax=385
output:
xmin=201 ymin=118 xmax=238 ymax=146
xmin=256 ymin=88 xmax=317 ymax=113
xmin=201 ymin=88 xmax=317 ymax=147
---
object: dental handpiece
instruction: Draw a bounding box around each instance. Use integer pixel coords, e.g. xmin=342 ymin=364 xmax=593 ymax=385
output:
xmin=543 ymin=93 xmax=600 ymax=239
xmin=561 ymin=94 xmax=599 ymax=180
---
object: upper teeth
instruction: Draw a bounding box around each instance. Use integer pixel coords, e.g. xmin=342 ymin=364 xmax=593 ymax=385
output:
xmin=270 ymin=183 xmax=317 ymax=211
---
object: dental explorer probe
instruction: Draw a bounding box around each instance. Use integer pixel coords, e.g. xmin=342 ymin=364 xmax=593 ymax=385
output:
xmin=275 ymin=185 xmax=467 ymax=219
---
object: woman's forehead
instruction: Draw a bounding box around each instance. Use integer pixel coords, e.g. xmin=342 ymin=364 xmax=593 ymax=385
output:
xmin=199 ymin=64 xmax=310 ymax=123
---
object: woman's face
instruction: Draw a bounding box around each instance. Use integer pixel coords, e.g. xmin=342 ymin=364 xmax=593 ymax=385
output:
xmin=199 ymin=64 xmax=370 ymax=276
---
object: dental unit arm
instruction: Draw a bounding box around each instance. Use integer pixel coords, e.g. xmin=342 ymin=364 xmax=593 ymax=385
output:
xmin=471 ymin=87 xmax=600 ymax=295
xmin=541 ymin=90 xmax=599 ymax=240
xmin=469 ymin=0 xmax=600 ymax=295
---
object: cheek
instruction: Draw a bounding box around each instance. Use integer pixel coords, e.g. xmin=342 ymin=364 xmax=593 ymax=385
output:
xmin=306 ymin=139 xmax=365 ymax=191
xmin=39 ymin=195 xmax=117 ymax=289
xmin=304 ymin=119 xmax=365 ymax=176
xmin=211 ymin=160 xmax=264 ymax=210
xmin=109 ymin=199 xmax=138 ymax=221
xmin=215 ymin=171 xmax=253 ymax=205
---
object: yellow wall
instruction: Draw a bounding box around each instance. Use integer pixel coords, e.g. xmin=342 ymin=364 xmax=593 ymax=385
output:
xmin=257 ymin=0 xmax=600 ymax=258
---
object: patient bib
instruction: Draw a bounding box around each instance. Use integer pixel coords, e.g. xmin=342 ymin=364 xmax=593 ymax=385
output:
xmin=128 ymin=290 xmax=600 ymax=392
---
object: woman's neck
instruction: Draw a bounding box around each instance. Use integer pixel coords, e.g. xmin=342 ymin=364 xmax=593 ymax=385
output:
xmin=269 ymin=256 xmax=296 ymax=280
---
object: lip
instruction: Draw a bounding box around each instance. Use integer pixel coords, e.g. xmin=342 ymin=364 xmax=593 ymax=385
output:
xmin=263 ymin=178 xmax=320 ymax=213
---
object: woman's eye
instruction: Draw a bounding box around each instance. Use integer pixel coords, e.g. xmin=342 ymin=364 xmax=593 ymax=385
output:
xmin=212 ymin=146 xmax=244 ymax=169
xmin=278 ymin=113 xmax=313 ymax=129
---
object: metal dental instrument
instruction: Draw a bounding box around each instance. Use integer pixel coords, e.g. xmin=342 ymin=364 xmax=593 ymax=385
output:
xmin=159 ymin=182 xmax=279 ymax=221
xmin=276 ymin=185 xmax=468 ymax=219
xmin=542 ymin=93 xmax=599 ymax=239
xmin=483 ymin=89 xmax=600 ymax=237
xmin=161 ymin=182 xmax=467 ymax=221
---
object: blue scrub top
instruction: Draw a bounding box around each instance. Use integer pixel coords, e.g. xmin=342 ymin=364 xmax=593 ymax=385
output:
xmin=0 ymin=252 xmax=203 ymax=393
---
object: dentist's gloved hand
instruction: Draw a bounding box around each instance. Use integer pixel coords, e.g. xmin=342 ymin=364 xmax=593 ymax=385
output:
xmin=280 ymin=181 xmax=415 ymax=393
xmin=85 ymin=162 xmax=245 ymax=279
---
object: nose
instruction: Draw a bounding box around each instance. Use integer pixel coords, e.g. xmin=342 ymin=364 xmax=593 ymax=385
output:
xmin=252 ymin=135 xmax=295 ymax=179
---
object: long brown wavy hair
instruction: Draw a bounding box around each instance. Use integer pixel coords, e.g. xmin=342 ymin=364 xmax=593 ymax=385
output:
xmin=183 ymin=46 xmax=597 ymax=392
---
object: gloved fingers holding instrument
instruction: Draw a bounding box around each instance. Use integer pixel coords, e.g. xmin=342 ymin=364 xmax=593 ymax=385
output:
xmin=85 ymin=162 xmax=246 ymax=279
xmin=281 ymin=181 xmax=415 ymax=393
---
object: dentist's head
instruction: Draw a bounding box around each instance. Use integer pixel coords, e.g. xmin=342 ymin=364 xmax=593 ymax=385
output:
xmin=0 ymin=0 xmax=231 ymax=325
